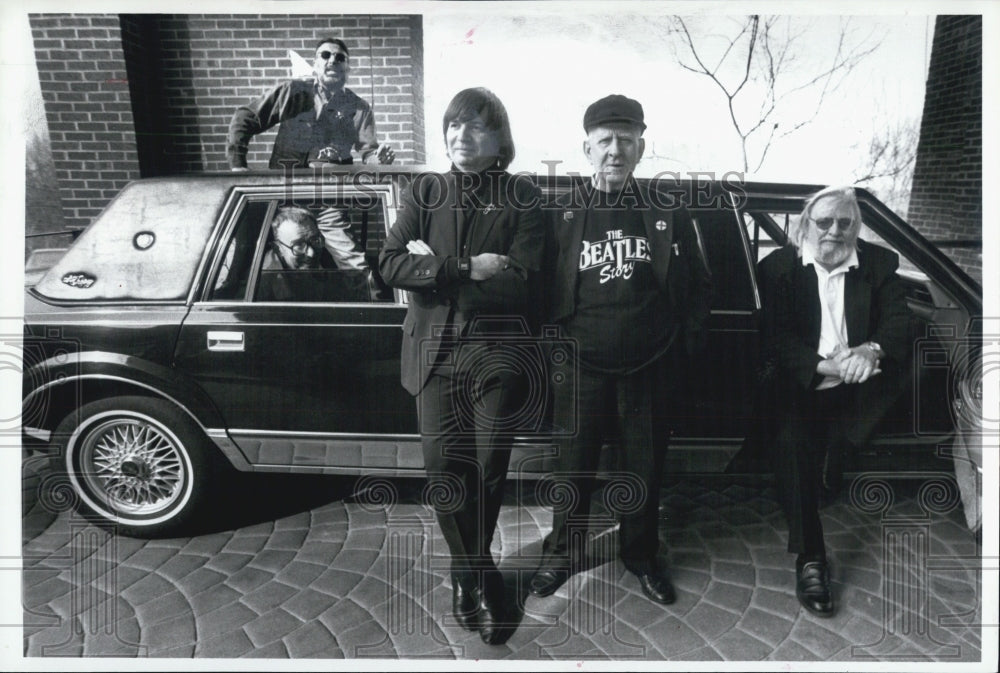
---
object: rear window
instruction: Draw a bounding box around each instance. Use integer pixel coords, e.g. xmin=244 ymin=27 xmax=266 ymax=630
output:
xmin=34 ymin=180 xmax=227 ymax=301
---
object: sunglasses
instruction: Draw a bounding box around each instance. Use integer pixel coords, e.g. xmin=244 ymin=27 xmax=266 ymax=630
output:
xmin=809 ymin=217 xmax=855 ymax=231
xmin=316 ymin=50 xmax=347 ymax=63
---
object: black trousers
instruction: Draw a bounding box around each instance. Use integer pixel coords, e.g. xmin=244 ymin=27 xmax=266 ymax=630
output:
xmin=541 ymin=360 xmax=668 ymax=570
xmin=772 ymin=383 xmax=855 ymax=557
xmin=418 ymin=368 xmax=523 ymax=591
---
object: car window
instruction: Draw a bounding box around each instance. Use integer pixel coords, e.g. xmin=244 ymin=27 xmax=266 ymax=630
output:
xmin=207 ymin=194 xmax=393 ymax=304
xmin=691 ymin=208 xmax=756 ymax=311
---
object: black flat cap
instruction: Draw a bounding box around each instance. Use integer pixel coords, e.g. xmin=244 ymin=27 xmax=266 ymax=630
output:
xmin=583 ymin=94 xmax=646 ymax=132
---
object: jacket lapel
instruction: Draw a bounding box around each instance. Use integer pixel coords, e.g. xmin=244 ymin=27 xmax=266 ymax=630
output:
xmin=798 ymin=262 xmax=822 ymax=348
xmin=844 ymin=256 xmax=871 ymax=346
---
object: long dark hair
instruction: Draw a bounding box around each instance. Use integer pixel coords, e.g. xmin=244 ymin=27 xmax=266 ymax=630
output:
xmin=442 ymin=87 xmax=515 ymax=170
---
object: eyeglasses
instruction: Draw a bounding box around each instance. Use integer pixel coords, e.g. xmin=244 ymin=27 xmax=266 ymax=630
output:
xmin=274 ymin=234 xmax=325 ymax=255
xmin=809 ymin=217 xmax=855 ymax=231
xmin=316 ymin=50 xmax=347 ymax=63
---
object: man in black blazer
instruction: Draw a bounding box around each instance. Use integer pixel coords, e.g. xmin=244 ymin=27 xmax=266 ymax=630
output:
xmin=378 ymin=87 xmax=544 ymax=645
xmin=530 ymin=95 xmax=712 ymax=604
xmin=757 ymin=185 xmax=912 ymax=617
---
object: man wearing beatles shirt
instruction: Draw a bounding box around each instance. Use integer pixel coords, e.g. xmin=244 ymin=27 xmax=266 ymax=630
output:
xmin=531 ymin=95 xmax=713 ymax=603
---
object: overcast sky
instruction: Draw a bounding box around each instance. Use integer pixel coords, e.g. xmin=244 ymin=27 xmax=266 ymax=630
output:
xmin=422 ymin=11 xmax=932 ymax=185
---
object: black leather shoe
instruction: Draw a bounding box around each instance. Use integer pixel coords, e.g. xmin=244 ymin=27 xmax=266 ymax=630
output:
xmin=529 ymin=568 xmax=569 ymax=597
xmin=796 ymin=560 xmax=835 ymax=617
xmin=475 ymin=585 xmax=505 ymax=645
xmin=627 ymin=562 xmax=676 ymax=605
xmin=452 ymin=580 xmax=478 ymax=631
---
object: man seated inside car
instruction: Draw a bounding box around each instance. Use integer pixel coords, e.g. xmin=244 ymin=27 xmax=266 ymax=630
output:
xmin=258 ymin=206 xmax=367 ymax=302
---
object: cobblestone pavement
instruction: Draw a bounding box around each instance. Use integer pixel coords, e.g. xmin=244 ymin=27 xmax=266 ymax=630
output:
xmin=22 ymin=452 xmax=983 ymax=662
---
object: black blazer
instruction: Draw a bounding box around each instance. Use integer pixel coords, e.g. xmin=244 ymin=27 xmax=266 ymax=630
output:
xmin=545 ymin=182 xmax=713 ymax=359
xmin=757 ymin=239 xmax=913 ymax=392
xmin=379 ymin=170 xmax=544 ymax=395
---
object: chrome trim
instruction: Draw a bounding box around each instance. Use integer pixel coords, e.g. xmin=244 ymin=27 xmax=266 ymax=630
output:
xmin=193 ymin=300 xmax=405 ymax=309
xmin=184 ymin=321 xmax=404 ymax=329
xmin=23 ymin=427 xmax=51 ymax=442
xmin=22 ymin=374 xmax=212 ymax=435
xmin=230 ymin=429 xmax=418 ymax=440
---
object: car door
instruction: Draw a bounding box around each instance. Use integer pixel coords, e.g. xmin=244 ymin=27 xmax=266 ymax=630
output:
xmin=173 ymin=183 xmax=417 ymax=473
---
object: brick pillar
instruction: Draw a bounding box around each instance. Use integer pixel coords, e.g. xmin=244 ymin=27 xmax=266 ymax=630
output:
xmin=29 ymin=14 xmax=142 ymax=232
xmin=908 ymin=16 xmax=982 ymax=285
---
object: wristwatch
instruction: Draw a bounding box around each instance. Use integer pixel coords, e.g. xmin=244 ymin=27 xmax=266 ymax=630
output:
xmin=864 ymin=342 xmax=883 ymax=358
xmin=457 ymin=257 xmax=472 ymax=280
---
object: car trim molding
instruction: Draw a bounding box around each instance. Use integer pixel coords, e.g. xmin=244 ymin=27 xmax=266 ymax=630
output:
xmin=24 ymin=374 xmax=213 ymax=436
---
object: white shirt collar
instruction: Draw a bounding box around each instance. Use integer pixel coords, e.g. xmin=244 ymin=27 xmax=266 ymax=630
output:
xmin=801 ymin=244 xmax=859 ymax=276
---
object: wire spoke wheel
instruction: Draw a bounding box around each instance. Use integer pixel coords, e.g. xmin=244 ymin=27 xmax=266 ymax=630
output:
xmin=56 ymin=396 xmax=216 ymax=535
xmin=81 ymin=418 xmax=187 ymax=516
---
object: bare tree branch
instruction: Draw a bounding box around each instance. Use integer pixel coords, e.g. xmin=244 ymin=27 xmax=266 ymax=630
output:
xmin=668 ymin=15 xmax=883 ymax=173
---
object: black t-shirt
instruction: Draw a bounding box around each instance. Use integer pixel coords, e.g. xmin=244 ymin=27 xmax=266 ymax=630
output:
xmin=563 ymin=198 xmax=673 ymax=373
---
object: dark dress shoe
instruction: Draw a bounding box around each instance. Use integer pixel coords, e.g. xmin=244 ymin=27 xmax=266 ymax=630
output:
xmin=796 ymin=560 xmax=835 ymax=617
xmin=452 ymin=580 xmax=478 ymax=631
xmin=627 ymin=562 xmax=676 ymax=605
xmin=474 ymin=585 xmax=505 ymax=645
xmin=529 ymin=568 xmax=569 ymax=597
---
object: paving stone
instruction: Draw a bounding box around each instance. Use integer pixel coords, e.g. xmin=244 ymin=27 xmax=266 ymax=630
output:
xmin=241 ymin=640 xmax=289 ymax=658
xmin=119 ymin=573 xmax=176 ymax=607
xmin=682 ymin=600 xmax=740 ymax=640
xmin=156 ymin=552 xmax=209 ymax=581
xmin=769 ymin=639 xmax=819 ymax=660
xmin=283 ymin=587 xmax=338 ymax=621
xmin=329 ymin=548 xmax=380 ymax=572
xmin=178 ymin=532 xmax=231 ymax=557
xmin=313 ymin=568 xmax=365 ymax=598
xmin=736 ymin=607 xmax=794 ymax=647
xmin=296 ymin=541 xmax=345 ymax=565
xmin=189 ymin=583 xmax=243 ymax=617
xmin=703 ymin=580 xmax=753 ymax=614
xmin=132 ymin=590 xmax=192 ymax=626
xmin=335 ymin=618 xmax=396 ymax=658
xmin=644 ymin=615 xmax=707 ymax=658
xmin=205 ymin=551 xmax=254 ymax=574
xmin=21 ymin=575 xmax=73 ymax=609
xmin=276 ymin=560 xmax=328 ymax=589
xmin=240 ymin=580 xmax=299 ymax=614
xmin=274 ymin=511 xmax=313 ymax=531
xmin=749 ymin=587 xmax=799 ymax=616
xmin=282 ymin=620 xmax=340 ymax=658
xmin=711 ymin=627 xmax=774 ymax=660
xmin=266 ymin=529 xmax=309 ymax=550
xmin=173 ymin=566 xmax=226 ymax=596
xmin=243 ymin=608 xmax=304 ymax=648
xmin=141 ymin=612 xmax=196 ymax=654
xmin=247 ymin=549 xmax=297 ymax=573
xmin=614 ymin=590 xmax=671 ymax=632
xmin=787 ymin=619 xmax=851 ymax=659
xmin=195 ymin=630 xmax=255 ymax=658
xmin=196 ymin=601 xmax=259 ymax=640
xmin=224 ymin=533 xmax=270 ymax=555
xmin=80 ymin=628 xmax=144 ymax=657
xmin=117 ymin=546 xmax=179 ymax=572
xmin=344 ymin=529 xmax=386 ymax=550
xmin=713 ymin=560 xmax=756 ymax=587
xmin=226 ymin=566 xmax=275 ymax=594
xmin=677 ymin=645 xmax=725 ymax=660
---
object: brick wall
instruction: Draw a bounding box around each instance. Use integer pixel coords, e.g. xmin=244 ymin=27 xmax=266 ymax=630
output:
xmin=29 ymin=13 xmax=425 ymax=232
xmin=908 ymin=16 xmax=982 ymax=285
xmin=29 ymin=14 xmax=142 ymax=232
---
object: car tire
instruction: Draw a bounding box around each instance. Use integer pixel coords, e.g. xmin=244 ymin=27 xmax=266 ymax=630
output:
xmin=51 ymin=396 xmax=222 ymax=537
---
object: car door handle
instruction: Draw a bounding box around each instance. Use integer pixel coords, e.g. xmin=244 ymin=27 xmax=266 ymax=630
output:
xmin=207 ymin=330 xmax=244 ymax=352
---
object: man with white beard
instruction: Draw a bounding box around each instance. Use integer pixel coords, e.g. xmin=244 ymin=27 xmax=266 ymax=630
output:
xmin=756 ymin=185 xmax=913 ymax=617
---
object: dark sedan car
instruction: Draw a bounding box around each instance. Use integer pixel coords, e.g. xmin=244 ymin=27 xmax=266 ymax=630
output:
xmin=21 ymin=168 xmax=983 ymax=536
